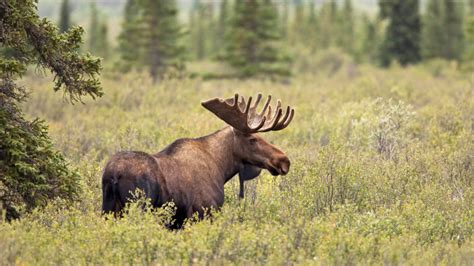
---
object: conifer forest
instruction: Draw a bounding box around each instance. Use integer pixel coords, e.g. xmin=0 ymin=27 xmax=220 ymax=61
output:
xmin=0 ymin=0 xmax=473 ymax=264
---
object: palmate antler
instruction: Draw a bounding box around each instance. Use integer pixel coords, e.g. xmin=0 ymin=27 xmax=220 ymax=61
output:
xmin=201 ymin=93 xmax=294 ymax=134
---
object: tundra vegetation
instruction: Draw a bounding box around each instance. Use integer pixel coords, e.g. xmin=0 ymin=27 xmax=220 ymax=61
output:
xmin=1 ymin=59 xmax=473 ymax=264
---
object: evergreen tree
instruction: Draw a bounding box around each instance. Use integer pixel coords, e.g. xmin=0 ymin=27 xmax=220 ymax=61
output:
xmin=358 ymin=15 xmax=381 ymax=63
xmin=341 ymin=0 xmax=354 ymax=54
xmin=88 ymin=2 xmax=99 ymax=54
xmin=464 ymin=4 xmax=474 ymax=64
xmin=97 ymin=21 xmax=109 ymax=59
xmin=422 ymin=0 xmax=445 ymax=59
xmin=206 ymin=3 xmax=218 ymax=57
xmin=290 ymin=0 xmax=305 ymax=45
xmin=88 ymin=3 xmax=109 ymax=59
xmin=216 ymin=0 xmax=229 ymax=54
xmin=141 ymin=0 xmax=185 ymax=81
xmin=223 ymin=0 xmax=290 ymax=78
xmin=118 ymin=0 xmax=143 ymax=71
xmin=194 ymin=0 xmax=205 ymax=59
xmin=379 ymin=0 xmax=421 ymax=66
xmin=281 ymin=0 xmax=289 ymax=38
xmin=318 ymin=1 xmax=338 ymax=49
xmin=0 ymin=0 xmax=102 ymax=220
xmin=442 ymin=0 xmax=464 ymax=60
xmin=59 ymin=0 xmax=70 ymax=33
xmin=307 ymin=0 xmax=318 ymax=51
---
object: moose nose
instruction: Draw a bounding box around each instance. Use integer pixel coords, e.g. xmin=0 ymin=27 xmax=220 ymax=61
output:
xmin=277 ymin=157 xmax=290 ymax=175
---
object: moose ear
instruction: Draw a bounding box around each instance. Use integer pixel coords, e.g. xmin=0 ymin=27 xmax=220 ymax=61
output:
xmin=239 ymin=164 xmax=262 ymax=181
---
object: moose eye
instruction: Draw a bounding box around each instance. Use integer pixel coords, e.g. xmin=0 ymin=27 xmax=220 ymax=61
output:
xmin=248 ymin=138 xmax=258 ymax=144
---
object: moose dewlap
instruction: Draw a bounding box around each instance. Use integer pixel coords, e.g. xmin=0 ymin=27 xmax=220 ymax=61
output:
xmin=102 ymin=93 xmax=294 ymax=228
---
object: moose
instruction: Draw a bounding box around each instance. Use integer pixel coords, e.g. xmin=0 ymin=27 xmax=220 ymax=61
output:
xmin=102 ymin=93 xmax=294 ymax=228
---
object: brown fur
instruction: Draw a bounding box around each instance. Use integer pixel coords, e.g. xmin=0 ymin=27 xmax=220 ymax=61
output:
xmin=102 ymin=126 xmax=290 ymax=228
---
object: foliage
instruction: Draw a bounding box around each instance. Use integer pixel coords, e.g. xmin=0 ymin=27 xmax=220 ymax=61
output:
xmin=223 ymin=0 xmax=290 ymax=79
xmin=442 ymin=0 xmax=464 ymax=61
xmin=88 ymin=2 xmax=109 ymax=60
xmin=2 ymin=62 xmax=472 ymax=263
xmin=117 ymin=0 xmax=185 ymax=81
xmin=464 ymin=16 xmax=474 ymax=66
xmin=0 ymin=0 xmax=102 ymax=220
xmin=117 ymin=0 xmax=143 ymax=72
xmin=58 ymin=0 xmax=70 ymax=33
xmin=379 ymin=0 xmax=421 ymax=66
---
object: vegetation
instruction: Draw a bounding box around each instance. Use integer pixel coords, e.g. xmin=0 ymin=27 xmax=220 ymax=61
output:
xmin=0 ymin=0 xmax=102 ymax=220
xmin=0 ymin=57 xmax=472 ymax=263
xmin=117 ymin=0 xmax=185 ymax=81
xmin=0 ymin=0 xmax=473 ymax=264
xmin=58 ymin=0 xmax=70 ymax=33
xmin=223 ymin=0 xmax=290 ymax=78
xmin=88 ymin=2 xmax=109 ymax=60
xmin=379 ymin=0 xmax=421 ymax=66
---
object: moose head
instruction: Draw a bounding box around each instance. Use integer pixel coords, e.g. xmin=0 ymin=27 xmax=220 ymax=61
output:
xmin=202 ymin=93 xmax=294 ymax=177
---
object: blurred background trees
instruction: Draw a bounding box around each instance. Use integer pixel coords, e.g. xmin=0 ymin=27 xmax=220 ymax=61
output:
xmin=43 ymin=0 xmax=474 ymax=79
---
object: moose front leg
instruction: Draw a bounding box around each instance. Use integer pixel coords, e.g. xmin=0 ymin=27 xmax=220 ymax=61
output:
xmin=238 ymin=164 xmax=262 ymax=199
xmin=239 ymin=175 xmax=245 ymax=199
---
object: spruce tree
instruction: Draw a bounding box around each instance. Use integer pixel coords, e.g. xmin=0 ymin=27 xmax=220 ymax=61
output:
xmin=341 ymin=0 xmax=354 ymax=54
xmin=379 ymin=0 xmax=421 ymax=66
xmin=97 ymin=21 xmax=109 ymax=59
xmin=422 ymin=0 xmax=445 ymax=59
xmin=118 ymin=0 xmax=143 ymax=72
xmin=88 ymin=2 xmax=99 ymax=54
xmin=464 ymin=3 xmax=474 ymax=64
xmin=0 ymin=0 xmax=102 ymax=220
xmin=141 ymin=0 xmax=185 ymax=81
xmin=318 ymin=1 xmax=338 ymax=49
xmin=87 ymin=3 xmax=109 ymax=59
xmin=358 ymin=15 xmax=381 ymax=63
xmin=58 ymin=0 xmax=70 ymax=33
xmin=223 ymin=0 xmax=290 ymax=78
xmin=216 ymin=0 xmax=228 ymax=53
xmin=307 ymin=0 xmax=318 ymax=51
xmin=193 ymin=0 xmax=205 ymax=59
xmin=290 ymin=0 xmax=305 ymax=45
xmin=442 ymin=0 xmax=464 ymax=60
xmin=281 ymin=0 xmax=289 ymax=38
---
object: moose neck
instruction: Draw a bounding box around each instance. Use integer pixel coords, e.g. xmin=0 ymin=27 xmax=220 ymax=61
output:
xmin=201 ymin=126 xmax=241 ymax=184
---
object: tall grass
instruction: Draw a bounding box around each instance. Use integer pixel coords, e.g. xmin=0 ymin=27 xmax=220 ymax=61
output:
xmin=1 ymin=62 xmax=473 ymax=264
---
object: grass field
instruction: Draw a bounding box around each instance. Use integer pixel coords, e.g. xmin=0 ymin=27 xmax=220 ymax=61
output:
xmin=1 ymin=61 xmax=473 ymax=264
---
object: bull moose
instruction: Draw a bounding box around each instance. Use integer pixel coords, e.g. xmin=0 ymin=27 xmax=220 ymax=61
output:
xmin=102 ymin=93 xmax=294 ymax=228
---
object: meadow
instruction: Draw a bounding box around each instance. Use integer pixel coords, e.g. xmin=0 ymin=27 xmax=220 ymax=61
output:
xmin=0 ymin=58 xmax=473 ymax=264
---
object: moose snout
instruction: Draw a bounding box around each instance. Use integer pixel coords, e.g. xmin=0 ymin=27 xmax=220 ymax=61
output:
xmin=271 ymin=156 xmax=290 ymax=176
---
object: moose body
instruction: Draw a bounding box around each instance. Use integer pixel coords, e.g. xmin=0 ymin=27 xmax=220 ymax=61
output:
xmin=102 ymin=94 xmax=294 ymax=228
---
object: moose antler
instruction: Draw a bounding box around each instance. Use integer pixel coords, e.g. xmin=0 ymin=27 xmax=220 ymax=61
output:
xmin=201 ymin=93 xmax=294 ymax=133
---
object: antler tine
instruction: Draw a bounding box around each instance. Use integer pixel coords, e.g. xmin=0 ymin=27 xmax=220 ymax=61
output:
xmin=244 ymin=96 xmax=252 ymax=114
xmin=233 ymin=93 xmax=239 ymax=108
xmin=259 ymin=95 xmax=272 ymax=116
xmin=273 ymin=106 xmax=294 ymax=130
xmin=252 ymin=93 xmax=262 ymax=109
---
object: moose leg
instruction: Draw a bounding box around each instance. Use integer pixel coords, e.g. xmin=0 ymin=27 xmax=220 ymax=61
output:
xmin=239 ymin=176 xmax=245 ymax=199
